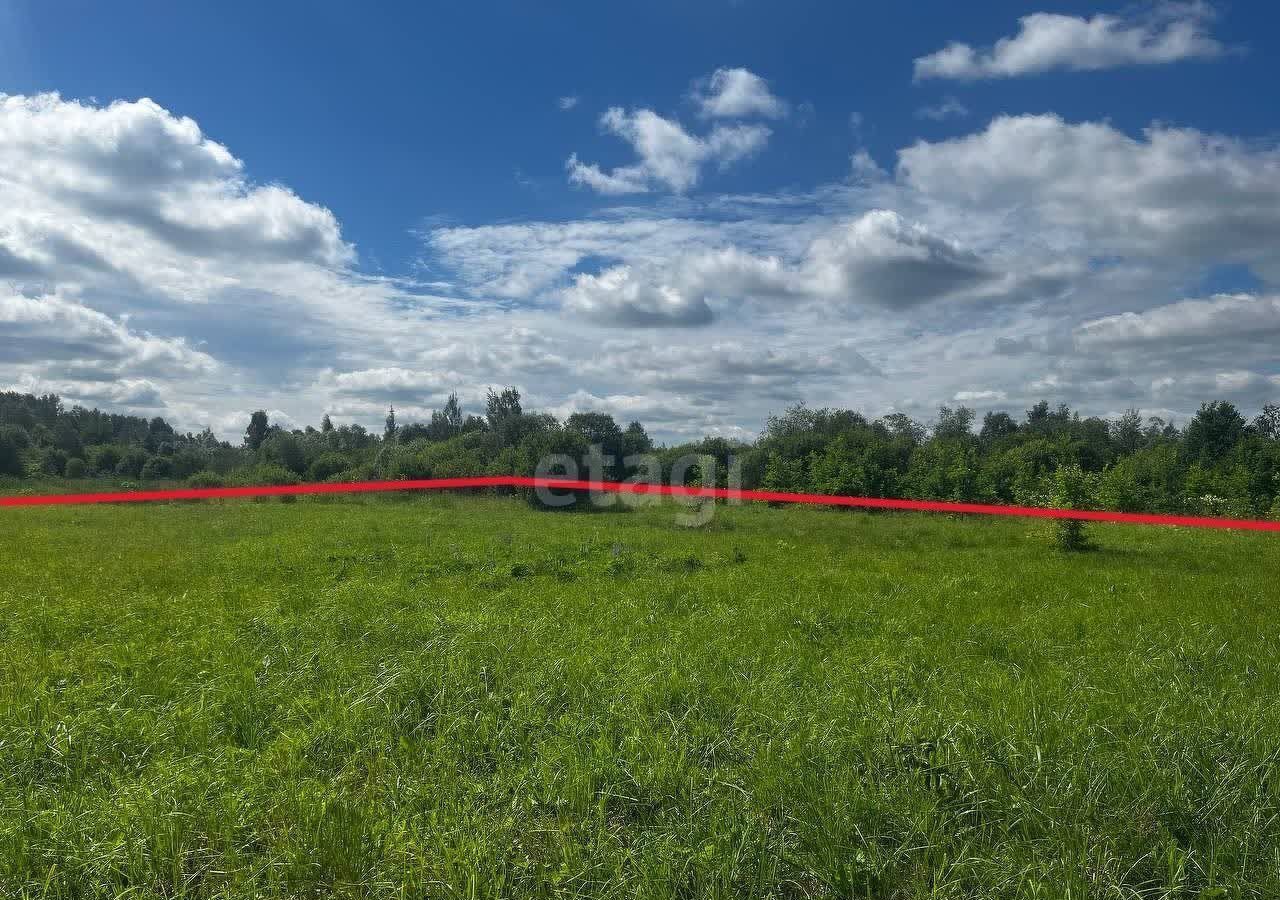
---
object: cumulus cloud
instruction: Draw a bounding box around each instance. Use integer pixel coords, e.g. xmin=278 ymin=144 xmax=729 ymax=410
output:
xmin=567 ymin=107 xmax=770 ymax=195
xmin=555 ymin=211 xmax=1011 ymax=326
xmin=803 ymin=210 xmax=996 ymax=306
xmin=692 ymin=67 xmax=789 ymax=119
xmin=562 ymin=264 xmax=717 ymax=326
xmin=0 ymin=92 xmax=466 ymax=435
xmin=11 ymin=87 xmax=1280 ymax=444
xmin=0 ymin=93 xmax=352 ymax=269
xmin=1076 ymin=293 xmax=1280 ymax=349
xmin=0 ymin=291 xmax=216 ymax=375
xmin=914 ymin=3 xmax=1226 ymax=80
xmin=897 ymin=114 xmax=1280 ymax=275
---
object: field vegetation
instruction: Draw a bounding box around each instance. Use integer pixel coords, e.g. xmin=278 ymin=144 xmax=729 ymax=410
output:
xmin=4 ymin=389 xmax=1280 ymax=523
xmin=3 ymin=494 xmax=1279 ymax=897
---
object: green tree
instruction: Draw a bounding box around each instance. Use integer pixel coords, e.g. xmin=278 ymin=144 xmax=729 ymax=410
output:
xmin=384 ymin=406 xmax=398 ymax=442
xmin=244 ymin=411 xmax=270 ymax=451
xmin=933 ymin=405 xmax=975 ymax=443
xmin=1111 ymin=409 xmax=1144 ymax=455
xmin=261 ymin=431 xmax=308 ymax=475
xmin=1051 ymin=464 xmax=1096 ymax=551
xmin=1183 ymin=401 xmax=1246 ymax=465
xmin=978 ymin=411 xmax=1018 ymax=448
xmin=485 ymin=387 xmax=522 ymax=430
xmin=0 ymin=425 xmax=28 ymax=476
xmin=1252 ymin=404 xmax=1280 ymax=440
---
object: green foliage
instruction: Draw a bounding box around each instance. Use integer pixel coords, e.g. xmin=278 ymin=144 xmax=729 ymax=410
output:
xmin=139 ymin=456 xmax=171 ymax=480
xmin=3 ymin=496 xmax=1280 ymax=895
xmin=236 ymin=464 xmax=301 ymax=487
xmin=39 ymin=446 xmax=68 ymax=476
xmin=1183 ymin=401 xmax=1247 ymax=465
xmin=762 ymin=451 xmax=805 ymax=492
xmin=63 ymin=457 xmax=86 ymax=479
xmin=186 ymin=471 xmax=226 ymax=489
xmin=89 ymin=444 xmax=122 ymax=475
xmin=4 ymin=390 xmax=1280 ymax=521
xmin=244 ymin=410 xmax=270 ymax=451
xmin=307 ymin=452 xmax=350 ymax=482
xmin=115 ymin=447 xmax=148 ymax=479
xmin=261 ymin=431 xmax=307 ymax=475
xmin=1050 ymin=463 xmax=1096 ymax=551
xmin=0 ymin=425 xmax=27 ymax=476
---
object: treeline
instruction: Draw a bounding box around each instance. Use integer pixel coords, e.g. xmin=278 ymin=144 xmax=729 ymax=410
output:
xmin=2 ymin=389 xmax=1279 ymax=519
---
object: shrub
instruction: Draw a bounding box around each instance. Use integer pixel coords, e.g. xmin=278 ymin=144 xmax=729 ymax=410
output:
xmin=40 ymin=447 xmax=68 ymax=476
xmin=90 ymin=445 xmax=122 ymax=475
xmin=116 ymin=448 xmax=148 ymax=479
xmin=187 ymin=471 xmax=226 ymax=489
xmin=140 ymin=456 xmax=171 ymax=480
xmin=1051 ymin=464 xmax=1096 ymax=552
xmin=237 ymin=463 xmax=301 ymax=502
xmin=169 ymin=449 xmax=208 ymax=479
xmin=0 ymin=426 xmax=28 ymax=476
xmin=261 ymin=432 xmax=307 ymax=475
xmin=308 ymin=452 xmax=350 ymax=482
xmin=235 ymin=464 xmax=301 ymax=487
xmin=64 ymin=458 xmax=87 ymax=479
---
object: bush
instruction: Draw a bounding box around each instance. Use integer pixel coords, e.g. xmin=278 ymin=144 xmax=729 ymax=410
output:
xmin=0 ymin=426 xmax=28 ymax=476
xmin=237 ymin=463 xmax=301 ymax=502
xmin=140 ymin=456 xmax=171 ymax=480
xmin=308 ymin=452 xmax=349 ymax=482
xmin=237 ymin=464 xmax=301 ymax=487
xmin=187 ymin=471 xmax=226 ymax=489
xmin=64 ymin=457 xmax=87 ymax=479
xmin=1051 ymin=464 xmax=1096 ymax=552
xmin=40 ymin=447 xmax=69 ymax=477
xmin=90 ymin=445 xmax=122 ymax=475
xmin=261 ymin=432 xmax=308 ymax=475
xmin=169 ymin=449 xmax=208 ymax=480
xmin=116 ymin=448 xmax=148 ymax=479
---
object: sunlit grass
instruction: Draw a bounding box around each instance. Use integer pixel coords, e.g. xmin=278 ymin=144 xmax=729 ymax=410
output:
xmin=2 ymin=494 xmax=1278 ymax=897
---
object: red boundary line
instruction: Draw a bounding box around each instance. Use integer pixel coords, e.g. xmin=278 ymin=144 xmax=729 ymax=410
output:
xmin=2 ymin=476 xmax=1278 ymax=531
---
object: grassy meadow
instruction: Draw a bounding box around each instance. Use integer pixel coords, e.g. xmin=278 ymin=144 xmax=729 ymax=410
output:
xmin=2 ymin=493 xmax=1280 ymax=898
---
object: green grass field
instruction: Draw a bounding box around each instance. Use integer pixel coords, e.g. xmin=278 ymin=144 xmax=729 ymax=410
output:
xmin=3 ymin=495 xmax=1279 ymax=898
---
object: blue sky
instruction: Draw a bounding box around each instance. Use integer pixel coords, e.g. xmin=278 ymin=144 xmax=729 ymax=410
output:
xmin=3 ymin=1 xmax=1280 ymax=440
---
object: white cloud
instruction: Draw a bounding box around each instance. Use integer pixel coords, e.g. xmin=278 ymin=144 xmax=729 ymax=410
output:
xmin=0 ymin=92 xmax=466 ymax=435
xmin=803 ymin=210 xmax=997 ymax=306
xmin=897 ymin=114 xmax=1280 ymax=274
xmin=0 ymin=93 xmax=352 ymax=269
xmin=954 ymin=389 xmax=1007 ymax=403
xmin=567 ymin=107 xmax=770 ymax=195
xmin=558 ymin=95 xmax=579 ymax=111
xmin=9 ymin=88 xmax=1280 ymax=445
xmin=692 ymin=67 xmax=788 ymax=119
xmin=914 ymin=3 xmax=1226 ymax=80
xmin=554 ymin=211 xmax=1021 ymax=326
xmin=0 ymin=291 xmax=217 ymax=376
xmin=1075 ymin=293 xmax=1280 ymax=348
xmin=915 ymin=97 xmax=969 ymax=121
xmin=562 ymin=264 xmax=717 ymax=326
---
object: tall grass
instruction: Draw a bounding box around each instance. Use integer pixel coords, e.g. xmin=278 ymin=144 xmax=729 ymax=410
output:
xmin=1 ymin=495 xmax=1278 ymax=897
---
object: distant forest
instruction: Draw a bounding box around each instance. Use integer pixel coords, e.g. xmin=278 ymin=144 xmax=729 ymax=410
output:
xmin=2 ymin=389 xmax=1279 ymax=519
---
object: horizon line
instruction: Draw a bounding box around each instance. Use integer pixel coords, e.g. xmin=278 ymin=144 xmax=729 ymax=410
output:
xmin=3 ymin=476 xmax=1279 ymax=532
